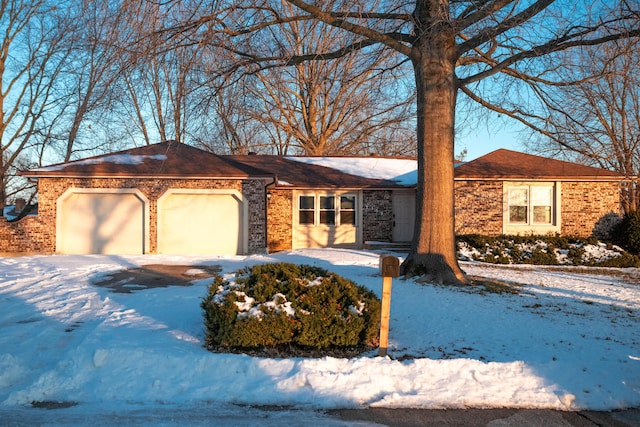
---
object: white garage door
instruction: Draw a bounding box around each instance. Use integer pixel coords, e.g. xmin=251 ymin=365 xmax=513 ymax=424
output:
xmin=57 ymin=192 xmax=146 ymax=254
xmin=157 ymin=191 xmax=243 ymax=255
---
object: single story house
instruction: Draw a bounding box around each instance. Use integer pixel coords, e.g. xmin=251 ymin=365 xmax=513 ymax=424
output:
xmin=0 ymin=141 xmax=626 ymax=255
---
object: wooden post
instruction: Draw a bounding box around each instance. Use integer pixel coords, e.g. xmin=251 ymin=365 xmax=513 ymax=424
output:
xmin=379 ymin=255 xmax=399 ymax=357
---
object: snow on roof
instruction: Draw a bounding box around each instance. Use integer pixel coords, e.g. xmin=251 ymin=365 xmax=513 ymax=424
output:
xmin=32 ymin=154 xmax=168 ymax=172
xmin=286 ymin=157 xmax=418 ymax=185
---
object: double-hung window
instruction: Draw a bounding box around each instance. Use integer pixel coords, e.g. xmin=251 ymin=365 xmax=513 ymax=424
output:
xmin=299 ymin=195 xmax=315 ymax=224
xmin=319 ymin=196 xmax=335 ymax=225
xmin=506 ymin=184 xmax=555 ymax=228
xmin=298 ymin=194 xmax=356 ymax=226
xmin=340 ymin=195 xmax=356 ymax=225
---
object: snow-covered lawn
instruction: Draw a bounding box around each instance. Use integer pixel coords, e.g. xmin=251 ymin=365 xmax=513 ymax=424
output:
xmin=0 ymin=249 xmax=638 ymax=414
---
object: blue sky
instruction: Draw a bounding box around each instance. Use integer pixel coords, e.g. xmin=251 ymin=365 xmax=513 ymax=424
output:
xmin=456 ymin=124 xmax=527 ymax=160
xmin=454 ymin=109 xmax=530 ymax=160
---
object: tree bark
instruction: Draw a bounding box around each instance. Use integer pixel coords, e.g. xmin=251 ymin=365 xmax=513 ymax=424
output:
xmin=400 ymin=0 xmax=468 ymax=285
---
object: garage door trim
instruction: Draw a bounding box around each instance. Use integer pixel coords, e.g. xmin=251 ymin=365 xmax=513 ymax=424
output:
xmin=56 ymin=187 xmax=150 ymax=254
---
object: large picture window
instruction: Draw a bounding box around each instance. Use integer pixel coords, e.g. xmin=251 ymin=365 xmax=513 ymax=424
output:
xmin=298 ymin=193 xmax=356 ymax=226
xmin=507 ymin=185 xmax=554 ymax=226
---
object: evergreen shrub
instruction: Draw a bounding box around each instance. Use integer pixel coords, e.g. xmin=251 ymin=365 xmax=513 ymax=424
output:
xmin=614 ymin=210 xmax=640 ymax=254
xmin=457 ymin=234 xmax=640 ymax=267
xmin=201 ymin=263 xmax=381 ymax=357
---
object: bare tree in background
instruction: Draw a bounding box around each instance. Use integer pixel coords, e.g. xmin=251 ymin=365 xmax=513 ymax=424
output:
xmin=191 ymin=82 xmax=278 ymax=154
xmin=239 ymin=3 xmax=415 ymax=156
xmin=0 ymin=0 xmax=69 ymax=211
xmin=52 ymin=0 xmax=137 ymax=161
xmin=160 ymin=0 xmax=640 ymax=284
xmin=115 ymin=2 xmax=205 ymax=145
xmin=521 ymin=37 xmax=640 ymax=211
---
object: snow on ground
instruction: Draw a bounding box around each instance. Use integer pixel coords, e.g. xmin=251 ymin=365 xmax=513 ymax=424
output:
xmin=0 ymin=249 xmax=638 ymax=416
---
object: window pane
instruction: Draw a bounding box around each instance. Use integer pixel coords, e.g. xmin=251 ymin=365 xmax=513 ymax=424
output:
xmin=531 ymin=187 xmax=552 ymax=205
xmin=340 ymin=196 xmax=355 ymax=210
xmin=532 ymin=187 xmax=552 ymax=224
xmin=509 ymin=188 xmax=528 ymax=205
xmin=300 ymin=196 xmax=315 ymax=210
xmin=340 ymin=211 xmax=355 ymax=225
xmin=319 ymin=196 xmax=335 ymax=209
xmin=509 ymin=206 xmax=528 ymax=223
xmin=320 ymin=211 xmax=335 ymax=225
xmin=299 ymin=211 xmax=314 ymax=224
xmin=533 ymin=206 xmax=552 ymax=223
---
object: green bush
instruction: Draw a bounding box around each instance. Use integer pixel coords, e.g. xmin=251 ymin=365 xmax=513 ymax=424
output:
xmin=614 ymin=210 xmax=640 ymax=254
xmin=457 ymin=234 xmax=640 ymax=267
xmin=201 ymin=263 xmax=381 ymax=357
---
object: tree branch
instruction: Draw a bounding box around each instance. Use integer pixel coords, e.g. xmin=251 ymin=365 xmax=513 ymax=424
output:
xmin=457 ymin=0 xmax=554 ymax=54
xmin=459 ymin=25 xmax=640 ymax=85
xmin=284 ymin=0 xmax=415 ymax=58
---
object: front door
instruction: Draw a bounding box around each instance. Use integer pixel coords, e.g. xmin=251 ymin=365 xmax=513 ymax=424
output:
xmin=392 ymin=192 xmax=415 ymax=242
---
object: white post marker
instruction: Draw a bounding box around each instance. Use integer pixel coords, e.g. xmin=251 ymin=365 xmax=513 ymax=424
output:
xmin=378 ymin=255 xmax=400 ymax=357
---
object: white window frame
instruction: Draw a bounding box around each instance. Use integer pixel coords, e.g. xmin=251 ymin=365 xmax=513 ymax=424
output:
xmin=503 ymin=182 xmax=561 ymax=235
xmin=297 ymin=192 xmax=357 ymax=226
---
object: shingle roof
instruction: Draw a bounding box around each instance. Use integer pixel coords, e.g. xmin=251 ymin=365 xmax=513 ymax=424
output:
xmin=21 ymin=141 xmax=269 ymax=178
xmin=225 ymin=155 xmax=404 ymax=188
xmin=455 ymin=149 xmax=624 ymax=181
xmin=21 ymin=141 xmax=407 ymax=188
xmin=22 ymin=143 xmax=623 ymax=185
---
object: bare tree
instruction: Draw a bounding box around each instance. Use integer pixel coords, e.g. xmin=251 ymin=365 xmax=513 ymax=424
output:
xmin=521 ymin=37 xmax=640 ymax=210
xmin=161 ymin=0 xmax=640 ymax=284
xmin=191 ymin=81 xmax=277 ymax=154
xmin=237 ymin=4 xmax=415 ymax=156
xmin=0 ymin=0 xmax=70 ymax=211
xmin=110 ymin=1 xmax=215 ymax=146
xmin=53 ymin=0 xmax=135 ymax=161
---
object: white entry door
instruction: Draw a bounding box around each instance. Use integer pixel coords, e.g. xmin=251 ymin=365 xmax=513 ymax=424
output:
xmin=392 ymin=192 xmax=415 ymax=242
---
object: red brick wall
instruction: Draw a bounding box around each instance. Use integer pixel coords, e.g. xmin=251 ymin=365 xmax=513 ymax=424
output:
xmin=1 ymin=177 xmax=624 ymax=255
xmin=265 ymin=189 xmax=293 ymax=252
xmin=561 ymin=181 xmax=622 ymax=238
xmin=362 ymin=190 xmax=393 ymax=242
xmin=454 ymin=180 xmax=623 ymax=238
xmin=0 ymin=177 xmax=267 ymax=254
xmin=454 ymin=181 xmax=503 ymax=236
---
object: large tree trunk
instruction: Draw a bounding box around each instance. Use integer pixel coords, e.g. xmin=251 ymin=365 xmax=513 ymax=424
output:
xmin=400 ymin=0 xmax=468 ymax=285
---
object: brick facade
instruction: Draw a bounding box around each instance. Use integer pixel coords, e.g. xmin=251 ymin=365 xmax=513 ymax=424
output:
xmin=0 ymin=177 xmax=267 ymax=254
xmin=0 ymin=216 xmax=52 ymax=254
xmin=560 ymin=181 xmax=622 ymax=238
xmin=362 ymin=190 xmax=393 ymax=242
xmin=1 ymin=177 xmax=623 ymax=255
xmin=266 ymin=189 xmax=293 ymax=252
xmin=453 ymin=180 xmax=622 ymax=238
xmin=454 ymin=181 xmax=503 ymax=236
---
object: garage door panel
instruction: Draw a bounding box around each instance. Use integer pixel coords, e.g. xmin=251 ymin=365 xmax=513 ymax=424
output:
xmin=158 ymin=193 xmax=242 ymax=255
xmin=58 ymin=193 xmax=145 ymax=254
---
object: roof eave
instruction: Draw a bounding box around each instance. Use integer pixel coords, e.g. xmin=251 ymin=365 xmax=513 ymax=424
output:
xmin=454 ymin=176 xmax=625 ymax=181
xmin=20 ymin=172 xmax=273 ymax=180
xmin=272 ymin=184 xmax=412 ymax=190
